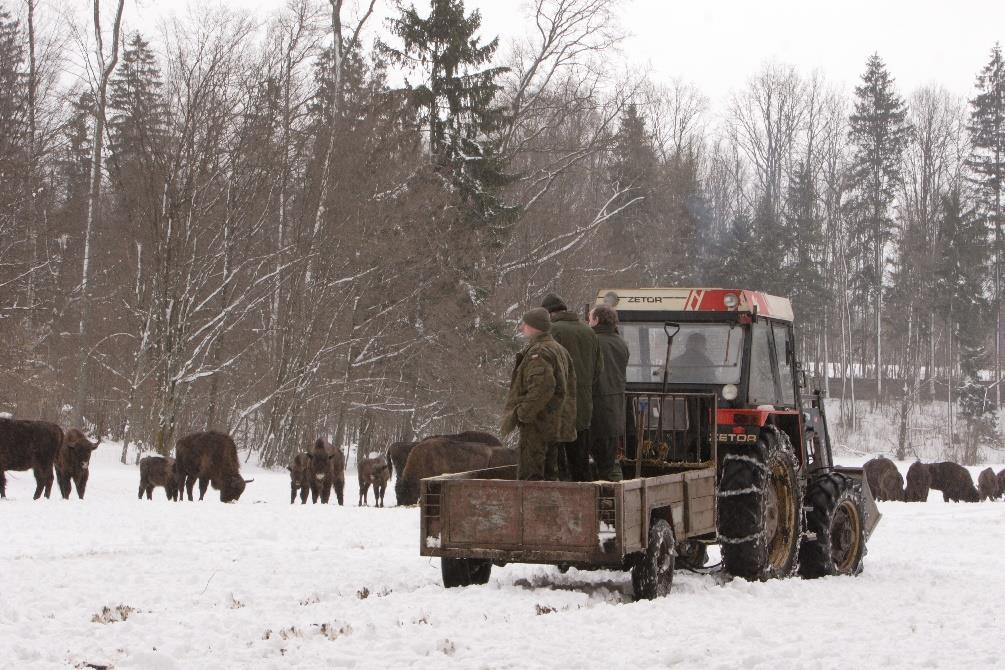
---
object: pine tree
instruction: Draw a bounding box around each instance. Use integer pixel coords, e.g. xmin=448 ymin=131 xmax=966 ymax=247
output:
xmin=381 ymin=0 xmax=513 ymax=230
xmin=967 ymin=43 xmax=1005 ymax=414
xmin=846 ymin=53 xmax=912 ymax=399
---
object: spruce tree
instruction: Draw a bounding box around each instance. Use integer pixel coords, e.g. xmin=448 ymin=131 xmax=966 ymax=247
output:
xmin=0 ymin=7 xmax=25 ymax=219
xmin=107 ymin=33 xmax=169 ymax=224
xmin=936 ymin=190 xmax=998 ymax=458
xmin=967 ymin=43 xmax=1005 ymax=414
xmin=846 ymin=53 xmax=911 ymax=399
xmin=381 ymin=0 xmax=513 ymax=230
xmin=784 ymin=162 xmax=828 ymax=328
xmin=608 ymin=103 xmax=662 ymax=279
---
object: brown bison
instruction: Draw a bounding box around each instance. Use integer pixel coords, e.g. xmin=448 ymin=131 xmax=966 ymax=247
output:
xmin=927 ymin=461 xmax=979 ymax=503
xmin=999 ymin=469 xmax=1005 ymax=499
xmin=388 ymin=432 xmax=502 ymax=484
xmin=138 ymin=456 xmax=179 ymax=500
xmin=977 ymin=467 xmax=1002 ymax=502
xmin=396 ymin=438 xmax=516 ymax=505
xmin=358 ymin=453 xmax=390 ymax=507
xmin=0 ymin=417 xmax=61 ymax=499
xmin=310 ymin=438 xmax=346 ymax=505
xmin=863 ymin=457 xmax=904 ymax=501
xmin=288 ymin=452 xmax=312 ymax=504
xmin=55 ymin=429 xmax=99 ymax=499
xmin=174 ymin=431 xmax=252 ymax=503
xmin=905 ymin=461 xmax=932 ymax=502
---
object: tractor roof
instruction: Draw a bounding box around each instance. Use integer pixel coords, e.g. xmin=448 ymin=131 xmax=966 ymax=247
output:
xmin=595 ymin=288 xmax=794 ymax=322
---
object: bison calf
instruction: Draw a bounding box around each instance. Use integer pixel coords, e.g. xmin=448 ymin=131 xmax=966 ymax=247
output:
xmin=310 ymin=439 xmax=346 ymax=505
xmin=174 ymin=431 xmax=253 ymax=503
xmin=55 ymin=429 xmax=99 ymax=500
xmin=977 ymin=467 xmax=1002 ymax=502
xmin=358 ymin=453 xmax=390 ymax=507
xmin=288 ymin=452 xmax=312 ymax=504
xmin=0 ymin=417 xmax=61 ymax=499
xmin=138 ymin=456 xmax=178 ymax=500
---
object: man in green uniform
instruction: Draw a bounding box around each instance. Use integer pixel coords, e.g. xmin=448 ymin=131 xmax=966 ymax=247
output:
xmin=589 ymin=304 xmax=629 ymax=481
xmin=501 ymin=308 xmax=577 ymax=480
xmin=542 ymin=293 xmax=602 ymax=481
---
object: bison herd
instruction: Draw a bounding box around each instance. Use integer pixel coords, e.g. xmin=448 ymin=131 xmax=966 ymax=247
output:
xmin=9 ymin=411 xmax=1002 ymax=510
xmin=865 ymin=456 xmax=1005 ymax=503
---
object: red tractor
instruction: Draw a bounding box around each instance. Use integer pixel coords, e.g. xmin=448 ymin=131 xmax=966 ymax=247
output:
xmin=607 ymin=287 xmax=879 ymax=579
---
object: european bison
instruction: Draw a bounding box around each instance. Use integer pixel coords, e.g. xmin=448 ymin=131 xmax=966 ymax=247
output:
xmin=310 ymin=438 xmax=346 ymax=505
xmin=55 ymin=429 xmax=99 ymax=499
xmin=396 ymin=438 xmax=516 ymax=505
xmin=358 ymin=453 xmax=390 ymax=507
xmin=174 ymin=431 xmax=252 ymax=503
xmin=0 ymin=417 xmax=61 ymax=499
xmin=977 ymin=467 xmax=1002 ymax=502
xmin=388 ymin=432 xmax=502 ymax=484
xmin=138 ymin=456 xmax=179 ymax=500
xmin=863 ymin=457 xmax=904 ymax=501
xmin=999 ymin=469 xmax=1005 ymax=499
xmin=905 ymin=461 xmax=932 ymax=502
xmin=288 ymin=452 xmax=312 ymax=504
xmin=927 ymin=461 xmax=979 ymax=503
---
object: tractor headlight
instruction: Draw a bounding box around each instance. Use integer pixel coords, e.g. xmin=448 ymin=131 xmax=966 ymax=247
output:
xmin=722 ymin=384 xmax=738 ymax=401
xmin=603 ymin=291 xmax=620 ymax=307
xmin=723 ymin=293 xmax=739 ymax=309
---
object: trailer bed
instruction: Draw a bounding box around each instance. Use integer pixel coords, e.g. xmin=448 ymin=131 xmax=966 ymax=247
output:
xmin=420 ymin=464 xmax=716 ymax=567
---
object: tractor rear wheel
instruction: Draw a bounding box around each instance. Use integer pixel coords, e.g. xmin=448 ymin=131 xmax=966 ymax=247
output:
xmin=799 ymin=474 xmax=866 ymax=578
xmin=631 ymin=519 xmax=676 ymax=599
xmin=718 ymin=429 xmax=802 ymax=580
xmin=441 ymin=558 xmax=493 ymax=588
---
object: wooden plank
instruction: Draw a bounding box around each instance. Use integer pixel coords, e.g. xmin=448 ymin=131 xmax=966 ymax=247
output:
xmin=522 ymin=485 xmax=596 ymax=548
xmin=445 ymin=481 xmax=522 ymax=546
xmin=688 ymin=508 xmax=716 ymax=535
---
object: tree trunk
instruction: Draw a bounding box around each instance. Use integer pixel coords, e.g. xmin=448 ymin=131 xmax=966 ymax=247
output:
xmin=74 ymin=0 xmax=126 ymax=429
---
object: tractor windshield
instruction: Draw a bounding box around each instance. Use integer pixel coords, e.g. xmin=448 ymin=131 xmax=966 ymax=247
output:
xmin=621 ymin=322 xmax=744 ymax=385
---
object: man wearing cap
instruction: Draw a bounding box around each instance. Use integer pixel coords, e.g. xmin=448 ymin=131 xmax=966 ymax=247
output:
xmin=542 ymin=293 xmax=602 ymax=482
xmin=501 ymin=308 xmax=577 ymax=480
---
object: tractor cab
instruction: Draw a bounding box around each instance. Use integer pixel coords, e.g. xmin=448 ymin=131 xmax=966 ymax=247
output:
xmin=597 ymin=288 xmax=833 ymax=473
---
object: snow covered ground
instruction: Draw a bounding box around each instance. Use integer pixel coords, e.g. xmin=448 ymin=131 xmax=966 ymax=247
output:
xmin=2 ymin=445 xmax=1004 ymax=669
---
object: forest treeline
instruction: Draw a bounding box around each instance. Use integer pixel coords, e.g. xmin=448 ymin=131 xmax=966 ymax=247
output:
xmin=0 ymin=0 xmax=1002 ymax=464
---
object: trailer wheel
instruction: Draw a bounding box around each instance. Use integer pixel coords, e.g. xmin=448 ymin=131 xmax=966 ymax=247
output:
xmin=799 ymin=474 xmax=865 ymax=578
xmin=441 ymin=558 xmax=492 ymax=588
xmin=631 ymin=519 xmax=675 ymax=600
xmin=718 ymin=429 xmax=802 ymax=581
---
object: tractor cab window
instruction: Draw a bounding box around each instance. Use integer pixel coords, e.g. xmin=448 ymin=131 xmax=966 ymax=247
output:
xmin=773 ymin=322 xmax=795 ymax=405
xmin=622 ymin=322 xmax=743 ymax=385
xmin=749 ymin=323 xmax=777 ymax=404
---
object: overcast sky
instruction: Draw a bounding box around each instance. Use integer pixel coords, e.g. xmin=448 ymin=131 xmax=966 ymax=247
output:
xmin=129 ymin=0 xmax=1005 ymax=109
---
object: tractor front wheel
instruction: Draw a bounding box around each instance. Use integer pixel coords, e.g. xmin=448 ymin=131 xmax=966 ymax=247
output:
xmin=799 ymin=474 xmax=866 ymax=578
xmin=718 ymin=429 xmax=802 ymax=581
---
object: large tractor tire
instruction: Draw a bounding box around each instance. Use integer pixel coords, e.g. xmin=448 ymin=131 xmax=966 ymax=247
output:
xmin=441 ymin=558 xmax=492 ymax=588
xmin=631 ymin=518 xmax=676 ymax=600
xmin=717 ymin=428 xmax=802 ymax=581
xmin=799 ymin=473 xmax=866 ymax=578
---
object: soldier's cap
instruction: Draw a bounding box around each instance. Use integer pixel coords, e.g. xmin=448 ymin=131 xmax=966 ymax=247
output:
xmin=522 ymin=308 xmax=552 ymax=333
xmin=541 ymin=293 xmax=568 ymax=313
